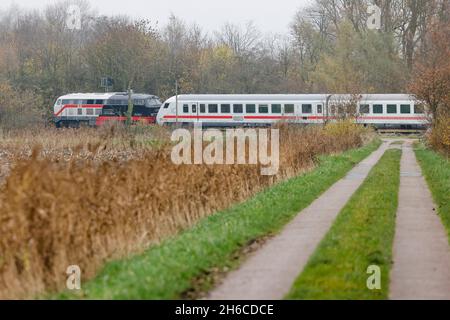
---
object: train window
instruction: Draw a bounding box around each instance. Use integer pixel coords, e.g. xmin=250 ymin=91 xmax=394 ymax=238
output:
xmin=414 ymin=104 xmax=424 ymax=114
xmin=233 ymin=104 xmax=243 ymax=113
xmin=86 ymin=109 xmax=94 ymax=115
xmin=77 ymin=108 xmax=83 ymax=115
xmin=164 ymin=103 xmax=170 ymax=109
xmin=359 ymin=104 xmax=370 ymax=114
xmin=147 ymin=98 xmax=161 ymax=107
xmin=302 ymin=104 xmax=312 ymax=114
xmin=200 ymin=104 xmax=206 ymax=113
xmin=192 ymin=104 xmax=197 ymax=113
xmin=285 ymin=104 xmax=295 ymax=114
xmin=221 ymin=104 xmax=231 ymax=113
xmin=134 ymin=99 xmax=145 ymax=106
xmin=317 ymin=105 xmax=323 ymax=114
xmin=373 ymin=105 xmax=383 ymax=114
xmin=272 ymin=104 xmax=282 ymax=114
xmin=183 ymin=104 xmax=189 ymax=113
xmin=56 ymin=99 xmax=62 ymax=105
xmin=246 ymin=104 xmax=256 ymax=113
xmin=208 ymin=104 xmax=218 ymax=113
xmin=400 ymin=104 xmax=411 ymax=114
xmin=95 ymin=100 xmax=104 ymax=105
xmin=109 ymin=99 xmax=126 ymax=105
xmin=62 ymin=100 xmax=70 ymax=105
xmin=95 ymin=109 xmax=102 ymax=115
xmin=259 ymin=104 xmax=269 ymax=114
xmin=387 ymin=104 xmax=397 ymax=114
xmin=102 ymin=108 xmax=114 ymax=116
xmin=87 ymin=100 xmax=94 ymax=105
xmin=112 ymin=100 xmax=120 ymax=105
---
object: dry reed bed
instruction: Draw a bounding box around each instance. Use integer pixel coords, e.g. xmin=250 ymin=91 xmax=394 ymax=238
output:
xmin=0 ymin=125 xmax=170 ymax=185
xmin=0 ymin=125 xmax=170 ymax=161
xmin=0 ymin=123 xmax=370 ymax=299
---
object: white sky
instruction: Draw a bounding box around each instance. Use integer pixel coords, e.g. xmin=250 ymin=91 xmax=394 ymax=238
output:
xmin=3 ymin=0 xmax=312 ymax=34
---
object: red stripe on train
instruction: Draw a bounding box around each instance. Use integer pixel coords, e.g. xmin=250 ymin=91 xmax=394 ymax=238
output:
xmin=54 ymin=104 xmax=104 ymax=117
xmin=163 ymin=115 xmax=233 ymax=119
xmin=357 ymin=116 xmax=427 ymax=121
xmin=96 ymin=116 xmax=156 ymax=126
xmin=163 ymin=115 xmax=428 ymax=121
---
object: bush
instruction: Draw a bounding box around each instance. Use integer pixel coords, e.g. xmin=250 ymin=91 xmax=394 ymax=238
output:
xmin=427 ymin=115 xmax=450 ymax=156
xmin=0 ymin=82 xmax=45 ymax=130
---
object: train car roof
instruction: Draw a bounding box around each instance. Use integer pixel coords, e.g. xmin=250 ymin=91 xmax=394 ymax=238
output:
xmin=58 ymin=92 xmax=160 ymax=100
xmin=168 ymin=94 xmax=414 ymax=102
xmin=58 ymin=93 xmax=116 ymax=100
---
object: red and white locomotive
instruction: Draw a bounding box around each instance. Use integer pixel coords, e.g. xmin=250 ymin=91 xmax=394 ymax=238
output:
xmin=157 ymin=94 xmax=428 ymax=129
xmin=53 ymin=92 xmax=162 ymax=127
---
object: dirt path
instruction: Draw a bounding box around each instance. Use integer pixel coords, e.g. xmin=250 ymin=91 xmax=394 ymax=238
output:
xmin=389 ymin=142 xmax=450 ymax=300
xmin=207 ymin=142 xmax=389 ymax=300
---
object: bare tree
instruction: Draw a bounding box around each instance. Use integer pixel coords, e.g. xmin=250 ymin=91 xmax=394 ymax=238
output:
xmin=215 ymin=21 xmax=261 ymax=56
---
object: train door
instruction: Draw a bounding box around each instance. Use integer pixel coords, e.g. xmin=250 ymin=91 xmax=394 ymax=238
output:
xmin=322 ymin=100 xmax=329 ymax=125
xmin=295 ymin=104 xmax=301 ymax=124
xmin=192 ymin=103 xmax=198 ymax=122
xmin=316 ymin=103 xmax=323 ymax=124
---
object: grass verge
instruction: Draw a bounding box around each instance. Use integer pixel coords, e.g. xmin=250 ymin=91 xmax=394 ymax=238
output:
xmin=286 ymin=149 xmax=401 ymax=300
xmin=56 ymin=140 xmax=381 ymax=300
xmin=414 ymin=144 xmax=450 ymax=242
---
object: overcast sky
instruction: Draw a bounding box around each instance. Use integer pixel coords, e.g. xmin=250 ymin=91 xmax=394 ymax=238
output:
xmin=4 ymin=0 xmax=312 ymax=34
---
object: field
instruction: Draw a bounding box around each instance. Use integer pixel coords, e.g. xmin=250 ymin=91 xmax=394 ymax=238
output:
xmin=0 ymin=122 xmax=374 ymax=299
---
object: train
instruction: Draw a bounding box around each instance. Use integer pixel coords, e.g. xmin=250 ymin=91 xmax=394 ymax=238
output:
xmin=53 ymin=93 xmax=429 ymax=129
xmin=53 ymin=92 xmax=162 ymax=128
xmin=156 ymin=94 xmax=429 ymax=129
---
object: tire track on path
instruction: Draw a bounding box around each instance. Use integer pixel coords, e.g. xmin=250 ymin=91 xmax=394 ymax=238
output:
xmin=390 ymin=142 xmax=450 ymax=300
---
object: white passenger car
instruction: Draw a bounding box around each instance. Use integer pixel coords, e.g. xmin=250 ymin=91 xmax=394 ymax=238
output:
xmin=156 ymin=94 xmax=428 ymax=129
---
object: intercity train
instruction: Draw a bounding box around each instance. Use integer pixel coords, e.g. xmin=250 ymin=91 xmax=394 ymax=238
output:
xmin=156 ymin=94 xmax=428 ymax=129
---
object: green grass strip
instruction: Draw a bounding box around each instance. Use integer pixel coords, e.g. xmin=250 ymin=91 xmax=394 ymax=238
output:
xmin=57 ymin=140 xmax=381 ymax=300
xmin=414 ymin=145 xmax=450 ymax=242
xmin=286 ymin=149 xmax=401 ymax=300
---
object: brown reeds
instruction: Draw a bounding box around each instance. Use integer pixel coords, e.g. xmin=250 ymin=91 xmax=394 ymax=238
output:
xmin=0 ymin=123 xmax=370 ymax=299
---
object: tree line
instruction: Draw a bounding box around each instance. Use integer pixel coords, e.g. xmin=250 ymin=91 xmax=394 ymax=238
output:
xmin=0 ymin=0 xmax=449 ymax=128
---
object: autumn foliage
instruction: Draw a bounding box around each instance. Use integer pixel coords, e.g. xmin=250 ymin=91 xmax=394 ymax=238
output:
xmin=409 ymin=21 xmax=450 ymax=155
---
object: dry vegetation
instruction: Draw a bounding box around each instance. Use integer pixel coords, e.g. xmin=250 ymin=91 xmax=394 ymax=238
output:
xmin=409 ymin=21 xmax=450 ymax=157
xmin=426 ymin=115 xmax=450 ymax=157
xmin=0 ymin=123 xmax=372 ymax=299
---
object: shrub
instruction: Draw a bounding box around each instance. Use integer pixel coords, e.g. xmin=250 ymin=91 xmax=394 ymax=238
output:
xmin=427 ymin=115 xmax=450 ymax=157
xmin=0 ymin=82 xmax=45 ymax=130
